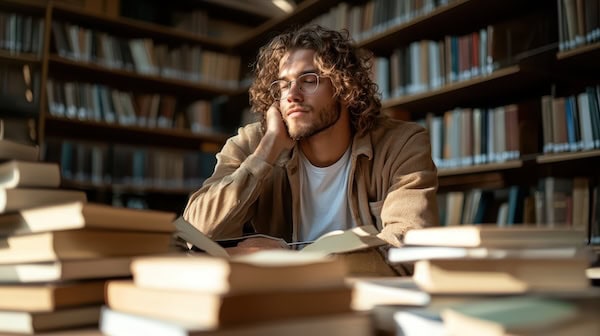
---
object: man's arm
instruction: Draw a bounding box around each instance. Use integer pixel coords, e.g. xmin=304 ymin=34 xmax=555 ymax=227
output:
xmin=183 ymin=104 xmax=294 ymax=239
xmin=379 ymin=126 xmax=440 ymax=246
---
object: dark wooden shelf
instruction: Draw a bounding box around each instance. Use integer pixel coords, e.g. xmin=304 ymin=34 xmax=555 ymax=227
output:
xmin=62 ymin=179 xmax=198 ymax=196
xmin=356 ymin=0 xmax=550 ymax=55
xmin=556 ymin=42 xmax=600 ymax=72
xmin=536 ymin=150 xmax=600 ymax=164
xmin=0 ymin=0 xmax=45 ymax=15
xmin=47 ymin=55 xmax=237 ymax=99
xmin=438 ymin=160 xmax=523 ymax=177
xmin=44 ymin=115 xmax=229 ymax=152
xmin=383 ymin=65 xmax=548 ymax=114
xmin=50 ymin=3 xmax=232 ymax=50
xmin=0 ymin=50 xmax=41 ymax=65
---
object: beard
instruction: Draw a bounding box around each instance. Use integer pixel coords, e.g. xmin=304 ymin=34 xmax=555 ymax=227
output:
xmin=285 ymin=101 xmax=341 ymax=140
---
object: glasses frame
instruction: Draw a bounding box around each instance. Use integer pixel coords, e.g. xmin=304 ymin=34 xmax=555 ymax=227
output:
xmin=269 ymin=72 xmax=322 ymax=101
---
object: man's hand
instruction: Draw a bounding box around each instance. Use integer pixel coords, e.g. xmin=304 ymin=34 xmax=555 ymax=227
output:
xmin=255 ymin=103 xmax=295 ymax=164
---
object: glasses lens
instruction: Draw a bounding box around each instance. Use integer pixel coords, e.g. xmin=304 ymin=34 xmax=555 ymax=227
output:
xmin=269 ymin=73 xmax=319 ymax=100
xmin=269 ymin=81 xmax=284 ymax=100
xmin=299 ymin=73 xmax=319 ymax=94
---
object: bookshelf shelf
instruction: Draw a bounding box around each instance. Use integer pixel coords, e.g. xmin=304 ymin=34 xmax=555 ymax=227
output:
xmin=438 ymin=160 xmax=523 ymax=177
xmin=536 ymin=150 xmax=600 ymax=164
xmin=357 ymin=0 xmax=547 ymax=54
xmin=382 ymin=65 xmax=546 ymax=114
xmin=556 ymin=42 xmax=600 ymax=71
xmin=61 ymin=180 xmax=198 ymax=196
xmin=0 ymin=0 xmax=45 ymax=14
xmin=47 ymin=55 xmax=236 ymax=99
xmin=44 ymin=116 xmax=229 ymax=151
xmin=50 ymin=3 xmax=231 ymax=49
xmin=0 ymin=51 xmax=41 ymax=65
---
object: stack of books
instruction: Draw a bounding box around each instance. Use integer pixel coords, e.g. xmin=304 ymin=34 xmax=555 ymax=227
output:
xmin=0 ymin=139 xmax=177 ymax=335
xmin=100 ymin=251 xmax=374 ymax=336
xmin=385 ymin=225 xmax=599 ymax=335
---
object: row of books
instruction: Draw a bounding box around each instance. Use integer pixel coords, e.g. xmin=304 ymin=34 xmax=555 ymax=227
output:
xmin=417 ymin=103 xmax=528 ymax=169
xmin=46 ymin=78 xmax=220 ymax=133
xmin=541 ymin=86 xmax=600 ymax=154
xmin=437 ymin=176 xmax=599 ymax=243
xmin=0 ymin=137 xmax=181 ymax=334
xmin=384 ymin=225 xmax=597 ymax=335
xmin=558 ymin=0 xmax=600 ymax=51
xmin=374 ymin=28 xmax=494 ymax=99
xmin=312 ymin=0 xmax=453 ymax=43
xmin=51 ymin=21 xmax=241 ymax=89
xmin=0 ymin=11 xmax=44 ymax=55
xmin=371 ymin=12 xmax=549 ymax=101
xmin=43 ymin=139 xmax=217 ymax=191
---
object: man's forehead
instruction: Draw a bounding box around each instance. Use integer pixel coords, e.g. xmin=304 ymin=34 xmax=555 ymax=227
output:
xmin=278 ymin=49 xmax=316 ymax=77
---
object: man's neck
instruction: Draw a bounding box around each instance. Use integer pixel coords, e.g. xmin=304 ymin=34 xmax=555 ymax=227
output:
xmin=299 ymin=115 xmax=352 ymax=167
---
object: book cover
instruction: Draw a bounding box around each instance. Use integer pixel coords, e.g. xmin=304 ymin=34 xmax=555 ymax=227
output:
xmin=106 ymin=280 xmax=353 ymax=329
xmin=0 ymin=257 xmax=132 ymax=283
xmin=0 ymin=305 xmax=101 ymax=334
xmin=131 ymin=250 xmax=347 ymax=294
xmin=402 ymin=225 xmax=587 ymax=248
xmin=0 ymin=160 xmax=60 ymax=189
xmin=413 ymin=257 xmax=590 ymax=294
xmin=0 ymin=281 xmax=105 ymax=311
xmin=0 ymin=201 xmax=176 ymax=236
xmin=0 ymin=188 xmax=87 ymax=213
xmin=0 ymin=139 xmax=39 ymax=162
xmin=100 ymin=306 xmax=371 ymax=336
xmin=0 ymin=229 xmax=173 ymax=264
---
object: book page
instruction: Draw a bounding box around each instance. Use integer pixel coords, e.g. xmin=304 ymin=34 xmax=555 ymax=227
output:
xmin=172 ymin=216 xmax=230 ymax=258
xmin=301 ymin=225 xmax=387 ymax=255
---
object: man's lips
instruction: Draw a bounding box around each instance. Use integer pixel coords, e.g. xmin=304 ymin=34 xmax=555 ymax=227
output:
xmin=286 ymin=107 xmax=306 ymax=117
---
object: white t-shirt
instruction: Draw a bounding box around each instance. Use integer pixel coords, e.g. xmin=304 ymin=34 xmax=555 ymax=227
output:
xmin=297 ymin=146 xmax=356 ymax=242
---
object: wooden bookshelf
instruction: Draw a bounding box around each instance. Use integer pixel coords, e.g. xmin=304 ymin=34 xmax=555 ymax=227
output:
xmin=382 ymin=65 xmax=547 ymax=115
xmin=3 ymin=0 xmax=600 ymax=228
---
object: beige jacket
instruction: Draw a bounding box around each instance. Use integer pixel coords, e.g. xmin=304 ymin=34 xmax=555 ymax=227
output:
xmin=183 ymin=117 xmax=439 ymax=247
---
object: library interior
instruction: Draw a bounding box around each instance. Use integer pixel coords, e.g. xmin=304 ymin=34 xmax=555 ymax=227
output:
xmin=0 ymin=0 xmax=599 ymax=335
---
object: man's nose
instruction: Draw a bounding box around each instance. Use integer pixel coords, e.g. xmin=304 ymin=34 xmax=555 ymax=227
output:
xmin=287 ymin=81 xmax=303 ymax=101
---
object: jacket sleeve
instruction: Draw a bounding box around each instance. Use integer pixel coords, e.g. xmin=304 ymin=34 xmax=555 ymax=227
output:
xmin=378 ymin=126 xmax=439 ymax=246
xmin=183 ymin=124 xmax=273 ymax=239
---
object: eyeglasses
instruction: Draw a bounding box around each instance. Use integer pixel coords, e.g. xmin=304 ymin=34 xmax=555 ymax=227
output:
xmin=269 ymin=73 xmax=322 ymax=100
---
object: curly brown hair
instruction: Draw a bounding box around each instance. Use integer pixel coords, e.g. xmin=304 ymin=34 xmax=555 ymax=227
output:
xmin=248 ymin=24 xmax=382 ymax=137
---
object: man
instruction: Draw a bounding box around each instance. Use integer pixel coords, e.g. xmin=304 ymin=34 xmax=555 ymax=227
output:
xmin=183 ymin=25 xmax=438 ymax=249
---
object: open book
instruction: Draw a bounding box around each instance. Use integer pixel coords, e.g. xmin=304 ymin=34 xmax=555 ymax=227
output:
xmin=173 ymin=216 xmax=387 ymax=258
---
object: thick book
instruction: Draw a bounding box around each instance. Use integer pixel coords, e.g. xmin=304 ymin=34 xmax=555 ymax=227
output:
xmin=413 ymin=257 xmax=590 ymax=294
xmin=0 ymin=280 xmax=105 ymax=311
xmin=0 ymin=188 xmax=87 ymax=213
xmin=0 ymin=229 xmax=173 ymax=264
xmin=440 ymin=297 xmax=584 ymax=336
xmin=106 ymin=280 xmax=352 ymax=329
xmin=388 ymin=245 xmax=590 ymax=263
xmin=0 ymin=201 xmax=176 ymax=236
xmin=0 ymin=305 xmax=101 ymax=334
xmin=402 ymin=225 xmax=587 ymax=248
xmin=0 ymin=139 xmax=39 ymax=161
xmin=131 ymin=250 xmax=346 ymax=294
xmin=0 ymin=160 xmax=61 ymax=188
xmin=100 ymin=307 xmax=372 ymax=336
xmin=0 ymin=257 xmax=132 ymax=283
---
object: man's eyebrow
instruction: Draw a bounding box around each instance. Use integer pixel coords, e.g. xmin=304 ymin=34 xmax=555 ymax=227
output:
xmin=277 ymin=70 xmax=319 ymax=80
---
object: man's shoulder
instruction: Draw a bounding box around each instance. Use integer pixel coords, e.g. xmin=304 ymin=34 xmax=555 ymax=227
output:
xmin=371 ymin=116 xmax=427 ymax=140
